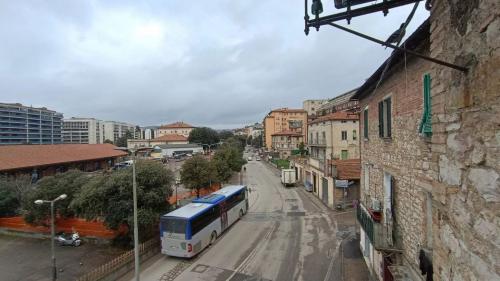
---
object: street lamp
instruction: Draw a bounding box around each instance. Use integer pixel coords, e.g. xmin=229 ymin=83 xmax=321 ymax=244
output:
xmin=34 ymin=194 xmax=67 ymax=281
xmin=115 ymin=147 xmax=140 ymax=281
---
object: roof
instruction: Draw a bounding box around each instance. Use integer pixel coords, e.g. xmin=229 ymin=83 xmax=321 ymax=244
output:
xmin=159 ymin=121 xmax=194 ymax=129
xmin=269 ymin=108 xmax=307 ymax=114
xmin=192 ymin=194 xmax=226 ymax=205
xmin=212 ymin=185 xmax=247 ymax=197
xmin=151 ymin=134 xmax=188 ymax=142
xmin=309 ymin=112 xmax=359 ymax=125
xmin=155 ymin=143 xmax=202 ymax=149
xmin=352 ymin=19 xmax=430 ymax=100
xmin=271 ymin=130 xmax=303 ymax=137
xmin=328 ymin=159 xmax=361 ymax=180
xmin=0 ymin=144 xmax=127 ymax=172
xmin=162 ymin=203 xmax=213 ymax=219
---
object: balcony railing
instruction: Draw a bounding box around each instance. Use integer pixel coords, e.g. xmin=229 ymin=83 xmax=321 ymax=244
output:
xmin=357 ymin=203 xmax=398 ymax=251
xmin=308 ymin=157 xmax=326 ymax=172
xmin=308 ymin=138 xmax=326 ymax=146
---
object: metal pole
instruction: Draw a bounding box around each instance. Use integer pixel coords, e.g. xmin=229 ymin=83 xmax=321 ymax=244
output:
xmin=50 ymin=201 xmax=56 ymax=281
xmin=132 ymin=156 xmax=140 ymax=281
xmin=175 ymin=184 xmax=178 ymax=208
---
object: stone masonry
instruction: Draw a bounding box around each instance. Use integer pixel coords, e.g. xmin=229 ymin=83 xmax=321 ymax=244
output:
xmin=359 ymin=31 xmax=434 ymax=280
xmin=429 ymin=0 xmax=499 ymax=280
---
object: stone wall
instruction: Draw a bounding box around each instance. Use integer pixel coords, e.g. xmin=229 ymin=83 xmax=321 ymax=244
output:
xmin=429 ymin=0 xmax=500 ymax=280
xmin=359 ymin=38 xmax=434 ymax=278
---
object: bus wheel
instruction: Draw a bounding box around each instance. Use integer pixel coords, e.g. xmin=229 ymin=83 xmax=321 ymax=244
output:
xmin=210 ymin=231 xmax=217 ymax=245
xmin=239 ymin=209 xmax=244 ymax=218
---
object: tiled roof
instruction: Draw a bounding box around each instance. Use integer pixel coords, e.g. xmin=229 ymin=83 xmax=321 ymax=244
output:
xmin=151 ymin=134 xmax=188 ymax=142
xmin=309 ymin=111 xmax=359 ymax=124
xmin=270 ymin=108 xmax=307 ymax=114
xmin=328 ymin=159 xmax=361 ymax=180
xmin=0 ymin=144 xmax=127 ymax=172
xmin=271 ymin=130 xmax=303 ymax=137
xmin=159 ymin=121 xmax=194 ymax=129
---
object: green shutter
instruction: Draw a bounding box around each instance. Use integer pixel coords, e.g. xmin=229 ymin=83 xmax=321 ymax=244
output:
xmin=386 ymin=98 xmax=392 ymax=137
xmin=378 ymin=101 xmax=384 ymax=137
xmin=419 ymin=74 xmax=432 ymax=137
xmin=364 ymin=109 xmax=369 ymax=139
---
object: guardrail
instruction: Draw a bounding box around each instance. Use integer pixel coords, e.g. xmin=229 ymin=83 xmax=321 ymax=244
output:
xmin=76 ymin=238 xmax=160 ymax=281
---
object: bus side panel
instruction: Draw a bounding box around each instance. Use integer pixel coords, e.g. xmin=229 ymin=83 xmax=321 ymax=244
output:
xmin=191 ymin=218 xmax=221 ymax=255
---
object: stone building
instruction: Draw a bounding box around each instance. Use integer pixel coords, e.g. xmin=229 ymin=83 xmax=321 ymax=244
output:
xmin=263 ymin=108 xmax=308 ymax=150
xmin=271 ymin=130 xmax=303 ymax=159
xmin=428 ymin=1 xmax=499 ymax=280
xmin=156 ymin=121 xmax=195 ymax=138
xmin=353 ymin=20 xmax=435 ymax=281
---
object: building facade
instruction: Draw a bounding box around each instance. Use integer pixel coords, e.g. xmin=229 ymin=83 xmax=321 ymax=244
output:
xmin=0 ymin=103 xmax=63 ymax=145
xmin=263 ymin=108 xmax=308 ymax=151
xmin=316 ymin=89 xmax=359 ymax=117
xmin=127 ymin=134 xmax=188 ymax=149
xmin=63 ymin=118 xmax=104 ymax=144
xmin=428 ymin=1 xmax=499 ymax=280
xmin=303 ymin=99 xmax=328 ymax=116
xmin=103 ymin=121 xmax=138 ymax=143
xmin=271 ymin=130 xmax=303 ymax=159
xmin=156 ymin=122 xmax=194 ymax=138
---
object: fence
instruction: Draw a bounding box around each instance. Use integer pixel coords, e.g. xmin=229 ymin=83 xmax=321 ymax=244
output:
xmin=76 ymin=238 xmax=160 ymax=281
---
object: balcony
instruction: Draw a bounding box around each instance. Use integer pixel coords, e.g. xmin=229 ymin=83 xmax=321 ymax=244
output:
xmin=357 ymin=203 xmax=399 ymax=251
xmin=309 ymin=157 xmax=326 ymax=172
xmin=308 ymin=138 xmax=326 ymax=146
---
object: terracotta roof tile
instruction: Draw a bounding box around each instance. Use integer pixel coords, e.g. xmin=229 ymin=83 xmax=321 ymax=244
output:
xmin=151 ymin=134 xmax=188 ymax=142
xmin=0 ymin=144 xmax=127 ymax=172
xmin=271 ymin=108 xmax=307 ymax=114
xmin=328 ymin=159 xmax=361 ymax=180
xmin=159 ymin=121 xmax=194 ymax=129
xmin=310 ymin=112 xmax=359 ymax=125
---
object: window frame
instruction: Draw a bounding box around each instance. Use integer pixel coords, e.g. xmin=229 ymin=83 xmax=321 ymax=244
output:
xmin=378 ymin=97 xmax=392 ymax=139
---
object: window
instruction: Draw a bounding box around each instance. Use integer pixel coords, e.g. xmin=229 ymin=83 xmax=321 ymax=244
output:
xmin=353 ymin=130 xmax=357 ymax=140
xmin=341 ymin=120 xmax=347 ymax=123
xmin=190 ymin=205 xmax=220 ymax=235
xmin=378 ymin=97 xmax=392 ymax=138
xmin=419 ymin=74 xmax=432 ymax=137
xmin=363 ymin=108 xmax=369 ymax=139
xmin=341 ymin=150 xmax=348 ymax=160
xmin=341 ymin=131 xmax=347 ymax=140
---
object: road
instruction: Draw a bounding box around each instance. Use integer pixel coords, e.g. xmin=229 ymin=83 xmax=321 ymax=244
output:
xmin=126 ymin=157 xmax=368 ymax=281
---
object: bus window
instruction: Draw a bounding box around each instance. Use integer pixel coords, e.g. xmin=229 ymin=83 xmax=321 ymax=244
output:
xmin=190 ymin=206 xmax=220 ymax=236
xmin=161 ymin=217 xmax=187 ymax=235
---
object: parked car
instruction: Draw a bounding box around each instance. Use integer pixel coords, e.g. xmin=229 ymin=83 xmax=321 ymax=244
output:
xmin=256 ymin=157 xmax=261 ymax=161
xmin=247 ymin=156 xmax=253 ymax=161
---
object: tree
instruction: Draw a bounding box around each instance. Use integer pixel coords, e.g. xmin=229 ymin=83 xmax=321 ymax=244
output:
xmin=180 ymin=155 xmax=214 ymax=198
xmin=0 ymin=175 xmax=32 ymax=217
xmin=218 ymin=130 xmax=234 ymax=140
xmin=247 ymin=135 xmax=253 ymax=146
xmin=115 ymin=130 xmax=133 ymax=147
xmin=251 ymin=132 xmax=263 ymax=148
xmin=23 ymin=170 xmax=88 ymax=225
xmin=188 ymin=127 xmax=220 ymax=146
xmin=104 ymin=139 xmax=114 ymax=144
xmin=299 ymin=142 xmax=307 ymax=156
xmin=212 ymin=143 xmax=246 ymax=183
xmin=71 ymin=160 xmax=174 ymax=242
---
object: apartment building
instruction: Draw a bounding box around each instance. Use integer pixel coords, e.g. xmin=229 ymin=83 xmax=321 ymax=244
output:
xmin=354 ymin=21 xmax=435 ymax=281
xmin=156 ymin=121 xmax=194 ymax=138
xmin=263 ymin=108 xmax=308 ymax=151
xmin=271 ymin=130 xmax=303 ymax=159
xmin=63 ymin=118 xmax=104 ymax=144
xmin=0 ymin=103 xmax=63 ymax=145
xmin=303 ymin=99 xmax=328 ymax=116
xmin=316 ymin=89 xmax=359 ymax=116
xmin=103 ymin=121 xmax=138 ymax=143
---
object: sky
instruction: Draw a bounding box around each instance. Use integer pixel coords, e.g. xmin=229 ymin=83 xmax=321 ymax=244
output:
xmin=0 ymin=0 xmax=429 ymax=129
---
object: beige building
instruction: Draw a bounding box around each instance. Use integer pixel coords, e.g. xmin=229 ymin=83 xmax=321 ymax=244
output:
xmin=103 ymin=121 xmax=138 ymax=143
xmin=303 ymin=99 xmax=328 ymax=116
xmin=263 ymin=108 xmax=308 ymax=151
xmin=127 ymin=134 xmax=188 ymax=149
xmin=63 ymin=118 xmax=105 ymax=144
xmin=271 ymin=130 xmax=303 ymax=159
xmin=156 ymin=122 xmax=194 ymax=138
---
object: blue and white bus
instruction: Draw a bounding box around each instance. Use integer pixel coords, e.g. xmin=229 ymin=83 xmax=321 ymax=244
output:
xmin=160 ymin=185 xmax=249 ymax=257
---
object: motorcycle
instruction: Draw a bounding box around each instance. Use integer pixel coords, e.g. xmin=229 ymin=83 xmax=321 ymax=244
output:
xmin=55 ymin=231 xmax=82 ymax=247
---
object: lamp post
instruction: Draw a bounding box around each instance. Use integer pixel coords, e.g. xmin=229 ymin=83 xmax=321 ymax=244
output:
xmin=34 ymin=194 xmax=67 ymax=281
xmin=115 ymin=147 xmax=140 ymax=281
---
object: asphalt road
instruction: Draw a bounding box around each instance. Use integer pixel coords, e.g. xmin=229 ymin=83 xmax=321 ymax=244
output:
xmin=130 ymin=156 xmax=367 ymax=281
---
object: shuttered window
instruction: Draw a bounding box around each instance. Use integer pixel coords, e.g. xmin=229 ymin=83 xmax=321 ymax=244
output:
xmin=363 ymin=108 xmax=369 ymax=139
xmin=419 ymin=74 xmax=432 ymax=137
xmin=378 ymin=97 xmax=392 ymax=138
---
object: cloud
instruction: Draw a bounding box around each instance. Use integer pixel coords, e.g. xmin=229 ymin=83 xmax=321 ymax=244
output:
xmin=0 ymin=0 xmax=429 ymax=129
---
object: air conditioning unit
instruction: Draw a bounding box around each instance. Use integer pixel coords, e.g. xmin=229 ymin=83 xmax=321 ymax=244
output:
xmin=371 ymin=199 xmax=382 ymax=211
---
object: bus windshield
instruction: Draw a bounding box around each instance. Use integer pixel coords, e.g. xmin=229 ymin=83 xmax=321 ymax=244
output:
xmin=161 ymin=217 xmax=187 ymax=234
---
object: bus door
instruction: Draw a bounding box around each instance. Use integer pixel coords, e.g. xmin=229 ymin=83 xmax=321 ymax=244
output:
xmin=220 ymin=201 xmax=228 ymax=231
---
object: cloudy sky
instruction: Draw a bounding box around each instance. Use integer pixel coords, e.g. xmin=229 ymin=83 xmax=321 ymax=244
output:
xmin=0 ymin=1 xmax=428 ymax=129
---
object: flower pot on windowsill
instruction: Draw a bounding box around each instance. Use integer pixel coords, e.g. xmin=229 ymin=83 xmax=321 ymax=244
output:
xmin=368 ymin=209 xmax=382 ymax=222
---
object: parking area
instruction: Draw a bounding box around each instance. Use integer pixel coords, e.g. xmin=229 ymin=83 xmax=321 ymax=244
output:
xmin=0 ymin=234 xmax=124 ymax=281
